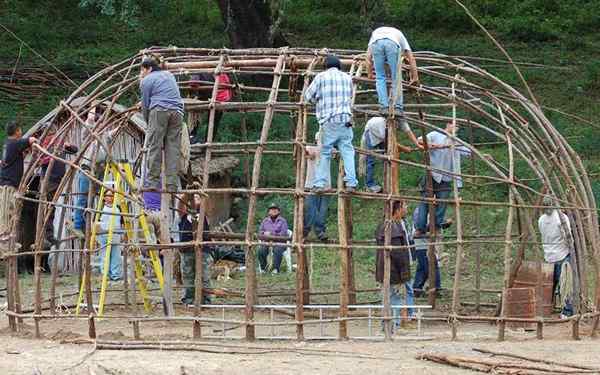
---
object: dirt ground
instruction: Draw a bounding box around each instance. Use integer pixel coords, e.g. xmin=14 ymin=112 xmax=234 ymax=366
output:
xmin=1 ymin=308 xmax=600 ymax=375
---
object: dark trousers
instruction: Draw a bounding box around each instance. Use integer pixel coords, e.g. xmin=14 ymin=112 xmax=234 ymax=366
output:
xmin=44 ymin=180 xmax=60 ymax=242
xmin=413 ymin=249 xmax=441 ymax=292
xmin=303 ymin=194 xmax=329 ymax=236
xmin=258 ymin=246 xmax=286 ymax=272
xmin=190 ymin=111 xmax=223 ymax=143
xmin=416 ymin=178 xmax=451 ymax=233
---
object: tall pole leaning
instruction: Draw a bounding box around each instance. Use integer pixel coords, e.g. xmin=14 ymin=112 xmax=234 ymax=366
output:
xmin=243 ymin=52 xmax=286 ymax=341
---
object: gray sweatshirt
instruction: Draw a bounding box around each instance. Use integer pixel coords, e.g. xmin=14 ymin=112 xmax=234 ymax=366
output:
xmin=140 ymin=70 xmax=184 ymax=121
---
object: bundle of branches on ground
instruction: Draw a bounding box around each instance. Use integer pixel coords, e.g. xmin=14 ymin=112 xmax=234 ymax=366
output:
xmin=418 ymin=348 xmax=600 ymax=374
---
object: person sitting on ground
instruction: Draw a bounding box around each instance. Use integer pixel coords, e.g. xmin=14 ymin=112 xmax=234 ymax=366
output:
xmin=375 ymin=200 xmax=413 ymax=332
xmin=139 ymin=54 xmax=184 ymax=193
xmin=0 ymin=121 xmax=37 ymax=245
xmin=95 ymin=190 xmax=123 ymax=280
xmin=258 ymin=203 xmax=289 ymax=274
xmin=538 ymin=195 xmax=574 ymax=318
xmin=365 ymin=25 xmax=419 ymax=116
xmin=303 ymin=131 xmax=330 ymax=241
xmin=304 ymin=55 xmax=358 ymax=193
xmin=38 ymin=124 xmax=78 ymax=249
xmin=179 ymin=189 xmax=212 ymax=306
xmin=189 ymin=72 xmax=234 ymax=144
xmin=414 ymin=121 xmax=471 ymax=237
xmin=359 ymin=116 xmax=420 ymax=193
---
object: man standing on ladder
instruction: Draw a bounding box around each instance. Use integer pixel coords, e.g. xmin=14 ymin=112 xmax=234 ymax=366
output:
xmin=139 ymin=54 xmax=184 ymax=196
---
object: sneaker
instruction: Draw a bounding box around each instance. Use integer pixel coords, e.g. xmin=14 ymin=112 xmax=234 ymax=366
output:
xmin=366 ymin=185 xmax=382 ymax=193
xmin=317 ymin=232 xmax=328 ymax=242
xmin=272 ymin=269 xmax=279 ymax=275
xmin=440 ymin=219 xmax=453 ymax=230
xmin=181 ymin=297 xmax=194 ymax=307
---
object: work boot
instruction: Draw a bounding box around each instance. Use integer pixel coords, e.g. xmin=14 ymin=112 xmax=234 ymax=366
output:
xmin=366 ymin=185 xmax=382 ymax=193
xmin=317 ymin=232 xmax=328 ymax=242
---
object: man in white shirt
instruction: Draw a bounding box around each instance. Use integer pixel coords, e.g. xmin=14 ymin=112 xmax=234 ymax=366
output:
xmin=366 ymin=26 xmax=419 ymax=117
xmin=415 ymin=122 xmax=471 ymax=236
xmin=538 ymin=195 xmax=574 ymax=317
xmin=359 ymin=116 xmax=419 ymax=193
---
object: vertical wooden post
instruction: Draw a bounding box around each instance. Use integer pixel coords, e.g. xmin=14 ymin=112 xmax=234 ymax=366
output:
xmin=49 ymin=173 xmax=74 ymax=313
xmin=88 ymin=314 xmax=96 ymax=339
xmin=468 ymin=121 xmax=482 ymax=313
xmin=33 ymin=148 xmax=60 ymax=338
xmin=449 ymin=79 xmax=466 ymax=341
xmin=498 ymin=130 xmax=515 ymax=342
xmin=193 ymin=54 xmax=227 ymax=338
xmin=6 ymin=185 xmax=23 ymax=332
xmin=338 ymin=162 xmax=351 ymax=340
xmin=160 ymin=161 xmax=175 ymax=317
xmin=413 ymin=90 xmax=438 ymax=309
xmin=293 ymin=58 xmax=317 ymax=340
xmin=244 ymin=53 xmax=286 ymax=341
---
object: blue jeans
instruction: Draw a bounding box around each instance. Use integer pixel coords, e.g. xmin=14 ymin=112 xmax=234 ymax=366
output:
xmin=413 ymin=248 xmax=441 ymax=292
xmin=258 ymin=246 xmax=286 ymax=272
xmin=383 ymin=283 xmax=415 ymax=329
xmin=314 ymin=122 xmax=358 ymax=188
xmin=416 ymin=178 xmax=451 ymax=232
xmin=304 ymin=194 xmax=329 ymax=236
xmin=553 ymin=256 xmax=574 ymax=316
xmin=365 ymin=133 xmax=384 ymax=188
xmin=372 ymin=38 xmax=403 ymax=110
xmin=74 ymin=172 xmax=90 ymax=230
xmin=98 ymin=234 xmax=123 ymax=280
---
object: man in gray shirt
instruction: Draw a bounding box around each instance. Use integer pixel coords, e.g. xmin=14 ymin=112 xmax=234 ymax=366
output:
xmin=414 ymin=122 xmax=471 ymax=236
xmin=140 ymin=55 xmax=184 ymax=194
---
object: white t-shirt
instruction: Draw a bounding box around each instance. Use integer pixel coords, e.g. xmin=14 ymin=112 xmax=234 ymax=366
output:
xmin=538 ymin=210 xmax=571 ymax=263
xmin=368 ymin=27 xmax=412 ymax=52
xmin=305 ymin=145 xmax=331 ymax=189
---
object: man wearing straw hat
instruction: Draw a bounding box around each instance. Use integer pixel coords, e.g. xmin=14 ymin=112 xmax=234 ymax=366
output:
xmin=538 ymin=195 xmax=574 ymax=318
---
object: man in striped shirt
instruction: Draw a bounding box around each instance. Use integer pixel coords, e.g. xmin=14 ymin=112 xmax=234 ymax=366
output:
xmin=304 ymin=55 xmax=357 ymax=193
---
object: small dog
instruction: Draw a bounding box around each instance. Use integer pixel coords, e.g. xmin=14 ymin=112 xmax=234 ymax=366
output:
xmin=211 ymin=260 xmax=240 ymax=281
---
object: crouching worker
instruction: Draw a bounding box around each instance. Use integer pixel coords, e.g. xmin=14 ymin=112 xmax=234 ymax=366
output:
xmin=375 ymin=200 xmax=414 ymax=332
xmin=179 ymin=190 xmax=212 ymax=306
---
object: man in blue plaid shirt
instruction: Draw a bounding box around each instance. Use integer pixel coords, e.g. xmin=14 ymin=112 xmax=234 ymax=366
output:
xmin=304 ymin=55 xmax=358 ymax=193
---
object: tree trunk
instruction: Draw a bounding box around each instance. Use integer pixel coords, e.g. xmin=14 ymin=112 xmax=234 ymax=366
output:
xmin=215 ymin=0 xmax=287 ymax=48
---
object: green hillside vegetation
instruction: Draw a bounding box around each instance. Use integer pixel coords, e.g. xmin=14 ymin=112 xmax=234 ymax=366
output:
xmin=1 ymin=0 xmax=600 ymax=307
